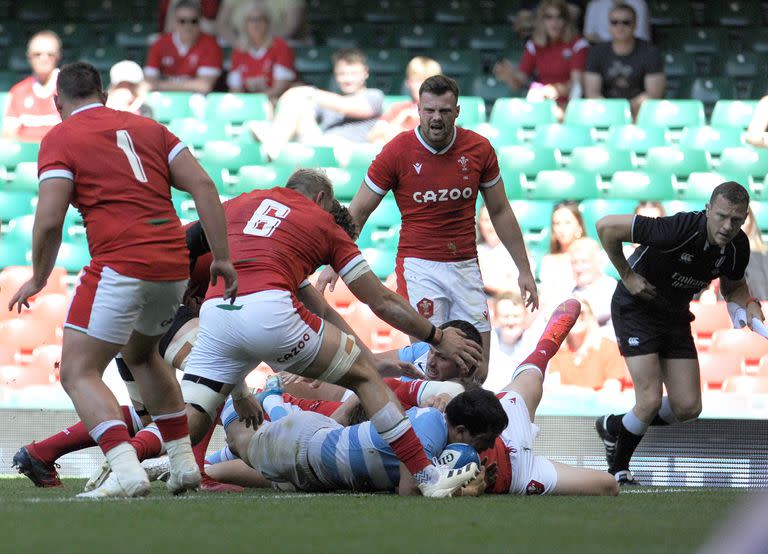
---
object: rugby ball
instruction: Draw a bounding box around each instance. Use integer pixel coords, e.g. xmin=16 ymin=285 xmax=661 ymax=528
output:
xmin=434 ymin=443 xmax=480 ymax=469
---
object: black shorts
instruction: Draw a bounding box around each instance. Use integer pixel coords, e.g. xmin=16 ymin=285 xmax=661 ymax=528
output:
xmin=158 ymin=304 xmax=197 ymax=360
xmin=611 ymin=293 xmax=697 ymax=359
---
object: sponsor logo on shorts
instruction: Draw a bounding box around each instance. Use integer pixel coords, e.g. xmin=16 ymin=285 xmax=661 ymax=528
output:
xmin=525 ymin=480 xmax=545 ymax=495
xmin=628 ymin=337 xmax=640 ymax=347
xmin=412 ymin=187 xmax=472 ymax=203
xmin=417 ymin=298 xmax=434 ymax=318
xmin=276 ymin=333 xmax=311 ymax=363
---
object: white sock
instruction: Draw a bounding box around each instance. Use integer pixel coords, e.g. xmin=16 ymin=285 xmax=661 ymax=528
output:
xmin=164 ymin=436 xmax=196 ymax=470
xmin=106 ymin=443 xmax=146 ymax=480
xmin=658 ymin=397 xmax=678 ymax=424
xmin=622 ymin=410 xmax=649 ymax=436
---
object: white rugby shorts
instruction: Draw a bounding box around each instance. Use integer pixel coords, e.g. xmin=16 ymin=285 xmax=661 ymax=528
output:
xmin=395 ymin=256 xmax=490 ymax=332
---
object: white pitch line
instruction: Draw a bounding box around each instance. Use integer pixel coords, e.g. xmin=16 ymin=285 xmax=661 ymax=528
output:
xmin=19 ymin=492 xmax=374 ymax=503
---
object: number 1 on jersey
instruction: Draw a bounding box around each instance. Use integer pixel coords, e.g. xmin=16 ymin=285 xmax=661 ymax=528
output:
xmin=244 ymin=199 xmax=291 ymax=237
xmin=116 ymin=130 xmax=148 ymax=183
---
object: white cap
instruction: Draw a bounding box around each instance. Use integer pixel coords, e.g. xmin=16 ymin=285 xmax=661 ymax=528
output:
xmin=109 ymin=60 xmax=144 ymax=86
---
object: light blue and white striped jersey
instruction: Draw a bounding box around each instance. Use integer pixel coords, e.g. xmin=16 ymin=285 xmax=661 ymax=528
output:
xmin=307 ymin=406 xmax=447 ymax=492
xmin=397 ymin=341 xmax=430 ymax=382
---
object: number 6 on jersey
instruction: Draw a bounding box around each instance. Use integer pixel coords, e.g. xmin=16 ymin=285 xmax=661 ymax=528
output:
xmin=244 ymin=199 xmax=291 ymax=237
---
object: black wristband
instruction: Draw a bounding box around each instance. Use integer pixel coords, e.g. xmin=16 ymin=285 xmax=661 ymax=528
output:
xmin=425 ymin=324 xmax=437 ymax=345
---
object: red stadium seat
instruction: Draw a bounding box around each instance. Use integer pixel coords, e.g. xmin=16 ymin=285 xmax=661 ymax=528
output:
xmin=324 ymin=281 xmax=358 ymax=313
xmin=0 ymin=346 xmax=18 ymax=365
xmin=344 ymin=304 xmax=380 ymax=347
xmin=30 ymin=344 xmax=62 ymax=379
xmin=0 ymin=266 xmax=68 ymax=302
xmin=29 ymin=293 xmax=69 ymax=328
xmin=0 ymin=364 xmax=54 ymax=387
xmin=0 ymin=318 xmax=59 ymax=352
xmin=711 ymin=328 xmax=768 ymax=364
xmin=371 ymin=328 xmax=411 ymax=352
xmin=758 ymin=354 xmax=768 ymax=376
xmin=690 ymin=301 xmax=732 ymax=337
xmin=722 ymin=376 xmax=768 ymax=394
xmin=698 ymin=351 xmax=743 ymax=388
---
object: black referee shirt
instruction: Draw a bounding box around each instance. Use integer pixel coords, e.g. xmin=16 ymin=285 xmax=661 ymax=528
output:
xmin=615 ymin=211 xmax=749 ymax=313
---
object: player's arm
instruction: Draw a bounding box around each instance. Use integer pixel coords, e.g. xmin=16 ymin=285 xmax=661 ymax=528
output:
xmin=8 ymin=178 xmax=72 ymax=312
xmin=721 ymin=276 xmax=765 ymax=324
xmin=311 ymin=88 xmax=378 ymax=119
xmin=596 ymin=215 xmax=657 ymax=300
xmin=481 ymin=181 xmax=538 ymax=309
xmin=170 ymin=148 xmax=237 ymax=301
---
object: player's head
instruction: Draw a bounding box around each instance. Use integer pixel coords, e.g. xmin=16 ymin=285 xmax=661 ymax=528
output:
xmin=550 ymin=200 xmax=585 ymax=254
xmin=54 ymin=62 xmax=106 ymax=118
xmin=445 ymin=388 xmax=508 ymax=452
xmin=568 ymin=237 xmax=604 ymax=289
xmin=418 ymin=74 xmax=460 ymax=149
xmin=240 ymin=0 xmax=272 ymax=49
xmin=332 ymin=48 xmax=369 ymax=94
xmin=330 ymin=198 xmax=359 ymax=240
xmin=174 ymin=0 xmax=203 ymax=44
xmin=425 ymin=320 xmax=482 ymax=382
xmin=491 ymin=291 xmax=527 ymax=346
xmin=706 ymin=181 xmax=750 ymax=247
xmin=405 ymin=56 xmax=442 ymax=101
xmin=609 ymin=3 xmax=637 ymax=42
xmin=27 ymin=31 xmax=62 ymax=80
xmin=286 ymin=168 xmax=335 ymax=211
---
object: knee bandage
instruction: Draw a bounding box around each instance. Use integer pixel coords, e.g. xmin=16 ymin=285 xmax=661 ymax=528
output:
xmin=181 ymin=378 xmax=226 ymax=421
xmin=163 ymin=327 xmax=199 ymax=371
xmin=317 ymin=332 xmax=361 ymax=384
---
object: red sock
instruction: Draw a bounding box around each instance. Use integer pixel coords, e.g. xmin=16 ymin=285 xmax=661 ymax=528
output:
xmin=153 ymin=410 xmax=189 ymax=443
xmin=120 ymin=405 xmax=137 ymax=435
xmin=389 ymin=427 xmax=431 ymax=475
xmin=283 ymin=393 xmax=341 ymax=417
xmin=27 ymin=422 xmax=95 ymax=465
xmin=130 ymin=429 xmax=163 ymax=461
xmin=97 ymin=424 xmax=132 ymax=455
xmin=193 ymin=405 xmax=223 ymax=473
xmin=519 ymin=339 xmax=560 ymax=377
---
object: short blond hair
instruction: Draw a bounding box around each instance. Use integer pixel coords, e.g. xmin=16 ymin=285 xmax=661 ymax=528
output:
xmin=405 ymin=56 xmax=442 ymax=81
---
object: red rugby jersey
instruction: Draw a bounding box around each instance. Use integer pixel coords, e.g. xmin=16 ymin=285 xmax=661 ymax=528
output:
xmin=145 ymin=32 xmax=222 ymax=79
xmin=5 ymin=75 xmax=61 ymax=142
xmin=227 ymin=37 xmax=296 ymax=92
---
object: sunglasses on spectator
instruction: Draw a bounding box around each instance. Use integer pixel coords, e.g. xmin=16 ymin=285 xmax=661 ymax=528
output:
xmin=544 ymin=13 xmax=564 ymax=20
xmin=610 ymin=19 xmax=634 ymax=26
xmin=177 ymin=17 xmax=199 ymax=25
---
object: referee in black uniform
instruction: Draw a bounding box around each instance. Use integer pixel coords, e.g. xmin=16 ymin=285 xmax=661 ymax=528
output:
xmin=594 ymin=182 xmax=765 ymax=485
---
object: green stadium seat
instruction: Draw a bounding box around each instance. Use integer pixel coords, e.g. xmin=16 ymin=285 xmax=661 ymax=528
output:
xmin=0 ymin=190 xmax=36 ymax=222
xmin=363 ymin=0 xmax=406 ymax=23
xmin=470 ymin=76 xmax=518 ymax=104
xmin=114 ymin=22 xmax=154 ymax=48
xmin=204 ymin=93 xmax=270 ymax=125
xmin=679 ymin=126 xmax=743 ymax=155
xmin=532 ymin=124 xmax=594 ymax=154
xmin=497 ymin=145 xmax=559 ymax=179
xmin=648 ymin=1 xmax=691 ymax=26
xmin=361 ymin=248 xmax=396 ymax=279
xmin=306 ymin=0 xmax=340 ymax=23
xmin=367 ymin=74 xmax=403 ymax=96
xmin=8 ymin=162 xmax=38 ymax=190
xmin=465 ymin=25 xmax=510 ymax=52
xmin=580 ymin=199 xmax=637 ymax=239
xmin=199 ymin=162 xmax=227 ymax=190
xmin=507 ymin=200 xmax=554 ymax=233
xmin=167 ymin=118 xmax=226 ymax=148
xmin=0 ymin=72 xmax=19 ymax=92
xmin=530 ymin=170 xmax=600 ymax=200
xmin=199 ymin=141 xmax=266 ymax=170
xmin=323 ymin=23 xmax=372 ymax=49
xmin=16 ymin=0 xmax=57 ymax=22
xmin=568 ymin=145 xmax=635 ymax=177
xmin=77 ymin=45 xmax=126 ymax=72
xmin=637 ymin=100 xmax=705 ymax=130
xmin=0 ymin=141 xmax=39 ymax=170
xmin=322 ymin=166 xmax=364 ymax=201
xmin=364 ymin=49 xmax=409 ymax=75
xmin=7 ymin=47 xmax=30 ymax=73
xmin=663 ymin=51 xmax=696 ymax=81
xmin=341 ymin=143 xmax=382 ymax=169
xmin=718 ymin=147 xmax=768 ymax=179
xmin=56 ymin=240 xmax=91 ymax=273
xmin=606 ymin=124 xmax=670 ymax=154
xmin=3 ymin=215 xmax=35 ymax=243
xmin=456 ymin=96 xmax=486 ymax=127
xmin=564 ymin=99 xmax=632 ymax=129
xmin=466 ymin=123 xmax=521 ymax=148
xmin=682 ymin=172 xmax=733 ymax=201
xmin=434 ymin=50 xmax=482 ymax=77
xmin=750 ymin=200 xmax=768 ymax=230
xmin=724 ymin=52 xmax=762 ymax=80
xmin=0 ymin=238 xmax=29 ymax=267
xmin=434 ymin=0 xmax=472 ymax=24
xmin=607 ymin=171 xmax=677 ymax=200
xmin=0 ymin=22 xmax=24 ymax=49
xmin=367 ymin=197 xmax=401 ymax=229
xmin=710 ymin=100 xmax=758 ymax=130
xmin=645 ymin=146 xmax=710 ymax=178
xmin=273 ymin=144 xmax=337 ymax=168
xmin=490 ymin=98 xmax=556 ymax=130
xmin=235 ymin=165 xmax=293 ymax=192
xmin=705 ymin=0 xmax=761 ymax=27
xmin=747 ymin=28 xmax=768 ymax=54
xmin=145 ymin=92 xmax=196 ymax=123
xmin=680 ymin=28 xmax=728 ymax=55
xmin=689 ymin=78 xmax=738 ymax=110
xmin=397 ymin=24 xmax=440 ymax=50
xmin=500 ymin=172 xmax=526 ymax=199
xmin=663 ymin=199 xmax=704 ymax=215
xmin=294 ymin=47 xmax=335 ymax=74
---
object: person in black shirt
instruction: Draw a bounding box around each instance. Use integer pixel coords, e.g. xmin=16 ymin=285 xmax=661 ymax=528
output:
xmin=594 ymin=182 xmax=765 ymax=485
xmin=583 ymin=3 xmax=665 ymax=118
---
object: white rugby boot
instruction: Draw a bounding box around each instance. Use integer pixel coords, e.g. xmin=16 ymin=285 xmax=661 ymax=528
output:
xmin=77 ymin=471 xmax=150 ymax=499
xmin=417 ymin=462 xmax=480 ymax=498
xmin=83 ymin=460 xmax=111 ymax=492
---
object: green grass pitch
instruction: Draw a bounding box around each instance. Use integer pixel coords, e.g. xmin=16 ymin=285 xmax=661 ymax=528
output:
xmin=0 ymin=478 xmax=750 ymax=553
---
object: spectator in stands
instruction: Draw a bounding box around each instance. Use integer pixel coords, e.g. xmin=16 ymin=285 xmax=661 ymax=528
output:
xmin=227 ymin=0 xmax=296 ymax=102
xmin=477 ymin=204 xmax=535 ymax=297
xmin=159 ymin=0 xmax=220 ymax=34
xmin=367 ymin=56 xmax=442 ymax=145
xmin=106 ymin=61 xmax=153 ymax=118
xmin=2 ymin=31 xmax=62 ymax=142
xmin=493 ymin=0 xmax=589 ymax=119
xmin=568 ymin=237 xmax=617 ymax=329
xmin=548 ymin=296 xmax=625 ymax=389
xmin=145 ymin=0 xmax=223 ymax=94
xmin=250 ymin=48 xmax=383 ymax=160
xmin=485 ymin=291 xmax=538 ymax=393
xmin=513 ymin=1 xmax=585 ymax=42
xmin=539 ymin=201 xmax=586 ymax=301
xmin=624 ymin=200 xmax=665 ymax=257
xmin=583 ymin=0 xmax=650 ymax=43
xmin=583 ymin=3 xmax=664 ymax=118
xmin=742 ymin=206 xmax=768 ymax=300
xmin=216 ymin=0 xmax=306 ymax=45
xmin=746 ymin=95 xmax=768 ymax=148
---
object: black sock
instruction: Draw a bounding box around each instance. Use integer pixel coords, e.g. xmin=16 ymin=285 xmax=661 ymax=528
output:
xmin=606 ymin=413 xmax=623 ymax=436
xmin=650 ymin=414 xmax=670 ymax=426
xmin=610 ymin=421 xmax=645 ymax=474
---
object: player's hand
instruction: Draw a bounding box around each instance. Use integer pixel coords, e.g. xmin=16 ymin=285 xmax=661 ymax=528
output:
xmin=375 ymin=359 xmax=424 ymax=379
xmin=481 ymin=456 xmax=498 ymax=491
xmin=518 ymin=270 xmax=539 ymax=311
xmin=422 ymin=393 xmax=452 ymax=412
xmin=210 ymin=259 xmax=238 ymax=304
xmin=398 ymin=361 xmax=425 ymax=380
xmin=315 ymin=266 xmax=340 ymax=294
xmin=8 ymin=278 xmax=45 ymax=314
xmin=622 ymin=271 xmax=657 ymax=301
xmin=436 ymin=327 xmax=483 ymax=372
xmin=747 ymin=299 xmax=765 ymax=329
xmin=233 ymin=394 xmax=263 ymax=429
xmin=456 ymin=466 xmax=487 ymax=497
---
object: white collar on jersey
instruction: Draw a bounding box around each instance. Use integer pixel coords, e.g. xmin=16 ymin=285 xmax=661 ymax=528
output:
xmin=172 ymin=32 xmax=193 ymax=57
xmin=71 ymin=103 xmax=104 ymax=116
xmin=414 ymin=126 xmax=457 ymax=155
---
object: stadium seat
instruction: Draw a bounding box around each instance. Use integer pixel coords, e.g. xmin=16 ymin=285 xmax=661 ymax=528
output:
xmin=747 ymin=27 xmax=768 ymax=54
xmin=322 ymin=167 xmax=363 ymax=201
xmin=0 ymin=346 xmax=17 ymax=364
xmin=3 ymin=214 xmax=35 ymax=243
xmin=688 ymin=78 xmax=738 ymax=110
xmin=662 ymin=51 xmax=696 ymax=80
xmin=579 ymin=199 xmax=637 ymax=238
xmin=679 ymin=27 xmax=728 ymax=55
xmin=606 ymin=171 xmax=677 ymax=200
xmin=682 ymin=172 xmax=734 ymax=201
xmin=722 ymin=376 xmax=768 ymax=394
xmin=145 ymin=92 xmax=197 ymax=123
xmin=470 ymin=76 xmax=519 ymax=104
xmin=465 ymin=24 xmax=510 ymax=51
xmin=496 ymin=145 xmax=559 ymax=179
xmin=508 ymin=200 xmax=554 ymax=233
xmin=456 ymin=96 xmax=486 ymax=127
xmin=500 ymin=172 xmax=526 ymax=199
xmin=367 ymin=198 xmax=401 ymax=229
xmin=706 ymin=0 xmax=761 ymax=27
xmin=8 ymin=162 xmax=38 ymax=190
xmin=690 ymin=301 xmax=733 ymax=338
xmin=0 ymin=21 xmax=24 ymax=49
xmin=606 ymin=124 xmax=670 ymax=154
xmin=29 ymin=344 xmax=62 ymax=376
xmin=0 ymin=73 xmax=18 ymax=93
xmin=360 ymin=248 xmax=396 ymax=280
xmin=167 ymin=118 xmax=226 ymax=148
xmin=564 ymin=99 xmax=632 ymax=129
xmin=699 ymin=351 xmax=743 ymax=388
xmin=323 ymin=281 xmax=359 ymax=313
xmin=365 ymin=49 xmax=409 ymax=76
xmin=637 ymin=100 xmax=706 ymax=130
xmin=0 ymin=190 xmax=36 ymax=222
xmin=434 ymin=50 xmax=482 ymax=77
xmin=662 ymin=199 xmax=703 ymax=215
xmin=397 ymin=24 xmax=440 ymax=50
xmin=532 ymin=124 xmax=594 ymax=154
xmin=711 ymin=328 xmax=768 ymax=364
xmin=718 ymin=147 xmax=768 ymax=180
xmin=758 ymin=355 xmax=768 ymax=377
xmin=199 ymin=141 xmax=266 ymax=170
xmin=114 ymin=21 xmax=154 ymax=49
xmin=204 ymin=93 xmax=270 ymax=125
xmin=294 ymin=46 xmax=335 ymax=74
xmin=341 ymin=143 xmax=382 ymax=169
xmin=710 ymin=100 xmax=758 ymax=130
xmin=0 ymin=267 xmax=68 ymax=301
xmin=467 ymin=123 xmax=522 ymax=148
xmin=234 ymin=165 xmax=293 ymax=192
xmin=490 ymin=99 xmax=557 ymax=130
xmin=56 ymin=240 xmax=91 ymax=273
xmin=30 ymin=293 xmax=68 ymax=327
xmin=530 ymin=170 xmax=600 ymax=200
xmin=78 ymin=45 xmax=126 ymax=71
xmin=0 ymin=140 xmax=40 ymax=170
xmin=0 ymin=318 xmax=58 ymax=352
xmin=0 ymin=364 xmax=54 ymax=387
xmin=272 ymin=144 xmax=337 ymax=168
xmin=724 ymin=52 xmax=761 ymax=81
xmin=648 ymin=0 xmax=691 ymax=26
xmin=645 ymin=146 xmax=710 ymax=178
xmin=568 ymin=146 xmax=635 ymax=177
xmin=678 ymin=126 xmax=743 ymax=155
